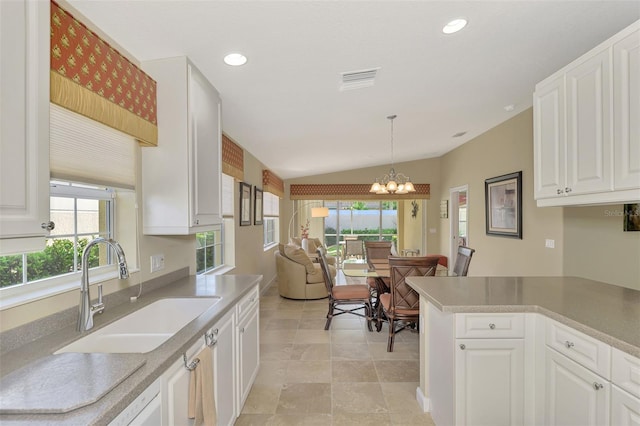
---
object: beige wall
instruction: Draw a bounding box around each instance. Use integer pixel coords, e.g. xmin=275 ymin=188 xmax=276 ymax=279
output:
xmin=438 ymin=109 xmax=565 ymax=276
xmin=564 ymin=205 xmax=640 ymax=290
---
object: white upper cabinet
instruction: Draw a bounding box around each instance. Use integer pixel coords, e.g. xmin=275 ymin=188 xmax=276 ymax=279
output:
xmin=534 ymin=21 xmax=640 ymax=207
xmin=614 ymin=27 xmax=640 ymax=190
xmin=141 ymin=57 xmax=222 ymax=235
xmin=0 ymin=0 xmax=51 ymax=255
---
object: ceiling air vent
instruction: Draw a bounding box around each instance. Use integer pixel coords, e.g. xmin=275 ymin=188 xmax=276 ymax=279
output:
xmin=339 ymin=67 xmax=380 ymax=91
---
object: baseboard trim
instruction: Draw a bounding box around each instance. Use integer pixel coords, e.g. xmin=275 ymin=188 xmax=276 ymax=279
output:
xmin=416 ymin=386 xmax=430 ymax=412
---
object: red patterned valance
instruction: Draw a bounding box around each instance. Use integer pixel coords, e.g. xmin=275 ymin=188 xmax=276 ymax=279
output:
xmin=262 ymin=170 xmax=284 ymax=198
xmin=50 ymin=1 xmax=157 ymax=146
xmin=290 ymin=184 xmax=430 ymax=200
xmin=222 ymin=134 xmax=244 ymax=180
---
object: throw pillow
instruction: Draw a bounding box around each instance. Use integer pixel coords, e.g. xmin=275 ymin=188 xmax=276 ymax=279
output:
xmin=283 ymin=244 xmax=315 ymax=275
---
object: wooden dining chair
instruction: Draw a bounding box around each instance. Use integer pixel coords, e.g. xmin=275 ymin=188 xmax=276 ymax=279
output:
xmin=377 ymin=255 xmax=440 ymax=351
xmin=317 ymin=248 xmax=373 ymax=332
xmin=343 ymin=237 xmax=364 ymax=260
xmin=363 ymin=240 xmax=393 ymax=299
xmin=453 ymin=246 xmax=475 ymax=276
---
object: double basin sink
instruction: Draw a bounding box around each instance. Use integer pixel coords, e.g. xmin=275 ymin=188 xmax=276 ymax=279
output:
xmin=55 ymin=297 xmax=221 ymax=354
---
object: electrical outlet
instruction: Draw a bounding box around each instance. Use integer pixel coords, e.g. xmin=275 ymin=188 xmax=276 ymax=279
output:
xmin=150 ymin=254 xmax=165 ymax=273
xmin=545 ymin=239 xmax=555 ymax=249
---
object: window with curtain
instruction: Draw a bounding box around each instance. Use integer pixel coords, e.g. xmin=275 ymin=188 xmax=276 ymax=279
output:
xmin=263 ymin=191 xmax=280 ymax=247
xmin=0 ymin=105 xmax=137 ymax=302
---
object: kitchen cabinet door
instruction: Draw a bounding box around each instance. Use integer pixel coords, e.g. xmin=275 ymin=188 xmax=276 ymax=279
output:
xmin=613 ymin=26 xmax=640 ymax=191
xmin=455 ymin=339 xmax=524 ymax=426
xmin=141 ymin=57 xmax=222 ymax=235
xmin=545 ymin=347 xmax=610 ymax=426
xmin=210 ymin=308 xmax=236 ymax=425
xmin=237 ymin=302 xmax=259 ymax=410
xmin=0 ymin=0 xmax=50 ymax=254
xmin=565 ymin=48 xmax=613 ymax=196
xmin=533 ymin=75 xmax=566 ymax=200
xmin=611 ymin=385 xmax=640 ymax=426
xmin=164 ymin=340 xmax=207 ymax=426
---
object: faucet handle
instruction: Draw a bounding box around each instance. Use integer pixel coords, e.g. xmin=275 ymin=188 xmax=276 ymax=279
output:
xmin=97 ymin=284 xmax=103 ymax=305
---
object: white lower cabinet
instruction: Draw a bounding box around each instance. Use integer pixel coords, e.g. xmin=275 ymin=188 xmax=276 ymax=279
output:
xmin=237 ymin=290 xmax=260 ymax=411
xmin=129 ymin=393 xmax=163 ymax=426
xmin=545 ymin=347 xmax=610 ymax=426
xmin=164 ymin=339 xmax=206 ymax=425
xmin=455 ymin=339 xmax=524 ymax=426
xmin=211 ymin=308 xmax=236 ymax=426
xmin=611 ymin=385 xmax=640 ymax=426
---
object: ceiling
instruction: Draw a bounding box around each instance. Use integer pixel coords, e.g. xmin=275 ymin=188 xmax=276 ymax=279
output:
xmin=67 ymin=1 xmax=640 ymax=180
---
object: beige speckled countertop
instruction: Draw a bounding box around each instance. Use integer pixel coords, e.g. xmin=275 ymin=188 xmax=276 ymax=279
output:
xmin=0 ymin=273 xmax=262 ymax=425
xmin=406 ymin=276 xmax=640 ymax=358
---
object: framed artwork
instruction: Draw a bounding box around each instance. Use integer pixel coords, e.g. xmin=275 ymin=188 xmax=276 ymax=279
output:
xmin=254 ymin=187 xmax=263 ymax=225
xmin=624 ymin=203 xmax=640 ymax=231
xmin=485 ymin=171 xmax=522 ymax=239
xmin=239 ymin=182 xmax=251 ymax=226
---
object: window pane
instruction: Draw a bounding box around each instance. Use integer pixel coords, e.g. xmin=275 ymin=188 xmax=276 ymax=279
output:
xmin=0 ymin=254 xmax=24 ymax=287
xmin=205 ymin=246 xmax=214 ymax=270
xmin=196 ymin=248 xmax=205 ymax=273
xmin=77 ymin=198 xmax=101 ymax=234
xmin=27 ymin=239 xmax=76 ymax=281
xmin=49 ymin=196 xmax=75 ymax=237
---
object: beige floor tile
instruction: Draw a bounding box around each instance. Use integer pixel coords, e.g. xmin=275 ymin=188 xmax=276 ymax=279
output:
xmin=293 ymin=329 xmax=331 ymax=344
xmin=276 ymin=383 xmax=332 ymax=414
xmin=332 ymin=412 xmax=392 ymax=426
xmin=332 ymin=360 xmax=378 ymax=382
xmin=298 ymin=318 xmax=327 ymax=330
xmin=260 ymin=343 xmax=293 ymax=361
xmin=368 ymin=342 xmax=420 ymax=360
xmin=254 ymin=360 xmax=289 ymax=385
xmin=261 ymin=329 xmax=298 ymax=344
xmin=331 ymin=343 xmax=372 ymax=360
xmin=389 ymin=411 xmax=436 ymax=425
xmin=374 ymin=360 xmax=420 ymax=382
xmin=331 ymin=329 xmax=368 ymax=344
xmin=285 ymin=360 xmax=332 ymax=383
xmin=272 ymin=310 xmax=304 ymax=319
xmin=265 ymin=318 xmax=300 ymax=330
xmin=290 ymin=343 xmax=330 ymax=360
xmin=241 ymin=382 xmax=282 ymax=414
xmin=329 ymin=318 xmax=365 ymax=330
xmin=380 ymin=382 xmax=423 ymax=414
xmin=235 ymin=413 xmax=274 ymax=425
xmin=265 ymin=414 xmax=333 ymax=425
xmin=332 ymin=382 xmax=388 ymax=414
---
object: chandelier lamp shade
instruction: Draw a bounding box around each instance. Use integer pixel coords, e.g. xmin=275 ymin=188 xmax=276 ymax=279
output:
xmin=370 ymin=115 xmax=416 ymax=195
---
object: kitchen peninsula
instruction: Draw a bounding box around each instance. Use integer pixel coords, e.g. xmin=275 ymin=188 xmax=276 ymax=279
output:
xmin=406 ymin=276 xmax=640 ymax=426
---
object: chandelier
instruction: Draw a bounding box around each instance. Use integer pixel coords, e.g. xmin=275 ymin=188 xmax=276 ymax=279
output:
xmin=369 ymin=115 xmax=416 ymax=194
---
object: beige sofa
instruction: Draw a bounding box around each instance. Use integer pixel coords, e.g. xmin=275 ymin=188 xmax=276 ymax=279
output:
xmin=289 ymin=237 xmax=337 ymax=266
xmin=275 ymin=244 xmax=335 ymax=300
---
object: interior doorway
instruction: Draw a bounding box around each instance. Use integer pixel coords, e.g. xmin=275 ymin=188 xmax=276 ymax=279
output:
xmin=449 ymin=185 xmax=468 ymax=267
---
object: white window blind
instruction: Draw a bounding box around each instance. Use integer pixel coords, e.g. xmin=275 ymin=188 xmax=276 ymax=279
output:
xmin=264 ymin=191 xmax=279 ymax=217
xmin=222 ymin=173 xmax=234 ymax=216
xmin=49 ymin=103 xmax=136 ymax=189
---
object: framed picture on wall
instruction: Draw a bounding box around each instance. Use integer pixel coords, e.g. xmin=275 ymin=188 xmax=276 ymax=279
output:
xmin=254 ymin=187 xmax=263 ymax=225
xmin=239 ymin=182 xmax=251 ymax=226
xmin=485 ymin=171 xmax=522 ymax=239
xmin=624 ymin=203 xmax=640 ymax=231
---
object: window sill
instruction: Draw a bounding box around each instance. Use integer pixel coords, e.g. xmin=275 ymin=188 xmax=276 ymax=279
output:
xmin=264 ymin=242 xmax=278 ymax=252
xmin=0 ymin=268 xmax=141 ymax=311
xmin=201 ymin=264 xmax=235 ymax=276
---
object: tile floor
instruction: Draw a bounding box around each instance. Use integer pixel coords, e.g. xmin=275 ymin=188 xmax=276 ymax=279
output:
xmin=235 ymin=271 xmax=436 ymax=425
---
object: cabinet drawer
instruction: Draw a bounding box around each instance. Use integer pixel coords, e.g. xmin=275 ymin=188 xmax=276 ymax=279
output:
xmin=612 ymin=347 xmax=640 ymax=399
xmin=546 ymin=319 xmax=611 ymax=379
xmin=455 ymin=313 xmax=524 ymax=338
xmin=237 ymin=286 xmax=259 ymax=320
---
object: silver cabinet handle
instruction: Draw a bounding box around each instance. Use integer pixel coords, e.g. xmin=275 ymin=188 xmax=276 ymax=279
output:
xmin=557 ymin=189 xmax=563 ymax=195
xmin=41 ymin=221 xmax=55 ymax=231
xmin=459 ymin=344 xmax=466 ymax=350
xmin=205 ymin=328 xmax=218 ymax=347
xmin=565 ymin=341 xmax=574 ymax=349
xmin=565 ymin=187 xmax=572 ymax=193
xmin=593 ymin=382 xmax=603 ymax=390
xmin=489 ymin=323 xmax=496 ymax=330
xmin=240 ymin=327 xmax=245 ymax=333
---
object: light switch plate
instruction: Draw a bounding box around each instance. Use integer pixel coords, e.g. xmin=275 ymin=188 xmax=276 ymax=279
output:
xmin=545 ymin=239 xmax=555 ymax=249
xmin=150 ymin=254 xmax=165 ymax=273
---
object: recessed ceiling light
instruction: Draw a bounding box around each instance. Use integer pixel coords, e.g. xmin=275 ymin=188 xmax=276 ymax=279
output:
xmin=224 ymin=53 xmax=247 ymax=66
xmin=442 ymin=18 xmax=467 ymax=34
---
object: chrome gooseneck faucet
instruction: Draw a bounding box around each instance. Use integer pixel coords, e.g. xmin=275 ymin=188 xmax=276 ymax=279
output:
xmin=77 ymin=237 xmax=129 ymax=332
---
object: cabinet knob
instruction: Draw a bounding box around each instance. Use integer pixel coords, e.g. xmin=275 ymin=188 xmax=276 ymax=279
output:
xmin=565 ymin=187 xmax=572 ymax=193
xmin=41 ymin=221 xmax=55 ymax=231
xmin=240 ymin=327 xmax=245 ymax=333
xmin=565 ymin=341 xmax=574 ymax=349
xmin=557 ymin=189 xmax=564 ymax=195
xmin=489 ymin=323 xmax=496 ymax=330
xmin=459 ymin=344 xmax=466 ymax=350
xmin=593 ymin=382 xmax=603 ymax=390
